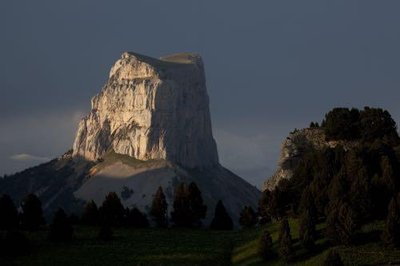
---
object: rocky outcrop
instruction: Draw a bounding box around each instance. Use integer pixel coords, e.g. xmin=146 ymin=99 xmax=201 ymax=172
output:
xmin=263 ymin=128 xmax=358 ymax=191
xmin=73 ymin=52 xmax=219 ymax=169
xmin=1 ymin=51 xmax=260 ymax=225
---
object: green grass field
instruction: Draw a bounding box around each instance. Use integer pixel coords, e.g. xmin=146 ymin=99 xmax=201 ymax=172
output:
xmin=1 ymin=219 xmax=400 ymax=265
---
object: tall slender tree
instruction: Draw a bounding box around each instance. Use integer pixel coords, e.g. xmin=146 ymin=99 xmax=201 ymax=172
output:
xmin=171 ymin=183 xmax=191 ymax=227
xmin=210 ymin=200 xmax=233 ymax=230
xmin=278 ymin=219 xmax=294 ymax=262
xmin=381 ymin=193 xmax=400 ymax=247
xmin=150 ymin=186 xmax=168 ymax=228
xmin=188 ymin=182 xmax=207 ymax=226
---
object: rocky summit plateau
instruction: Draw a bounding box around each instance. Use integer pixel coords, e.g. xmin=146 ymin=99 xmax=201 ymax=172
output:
xmin=0 ymin=52 xmax=260 ymax=225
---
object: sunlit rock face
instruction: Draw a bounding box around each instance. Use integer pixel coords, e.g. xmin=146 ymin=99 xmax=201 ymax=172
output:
xmin=72 ymin=52 xmax=219 ymax=169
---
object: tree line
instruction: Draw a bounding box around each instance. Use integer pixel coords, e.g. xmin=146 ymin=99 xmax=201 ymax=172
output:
xmin=0 ymin=181 xmax=260 ymax=257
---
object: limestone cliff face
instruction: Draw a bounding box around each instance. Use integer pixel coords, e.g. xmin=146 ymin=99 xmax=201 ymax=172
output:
xmin=72 ymin=52 xmax=219 ymax=169
xmin=263 ymin=128 xmax=357 ymax=191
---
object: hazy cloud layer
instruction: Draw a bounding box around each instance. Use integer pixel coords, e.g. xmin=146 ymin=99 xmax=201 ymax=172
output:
xmin=10 ymin=154 xmax=50 ymax=162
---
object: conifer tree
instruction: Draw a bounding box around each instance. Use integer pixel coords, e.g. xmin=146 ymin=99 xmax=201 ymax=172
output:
xmin=171 ymin=183 xmax=191 ymax=227
xmin=188 ymin=182 xmax=207 ymax=226
xmin=239 ymin=206 xmax=257 ymax=228
xmin=99 ymin=192 xmax=125 ymax=226
xmin=278 ymin=219 xmax=294 ymax=262
xmin=381 ymin=194 xmax=400 ymax=247
xmin=0 ymin=194 xmax=18 ymax=230
xmin=150 ymin=186 xmax=168 ymax=228
xmin=81 ymin=200 xmax=99 ymax=226
xmin=20 ymin=194 xmax=44 ymax=230
xmin=326 ymin=201 xmax=356 ymax=245
xmin=299 ymin=187 xmax=317 ymax=250
xmin=171 ymin=182 xmax=207 ymax=227
xmin=210 ymin=200 xmax=233 ymax=230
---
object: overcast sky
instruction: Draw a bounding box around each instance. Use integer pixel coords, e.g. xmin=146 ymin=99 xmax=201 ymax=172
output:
xmin=1 ymin=1 xmax=400 ymax=188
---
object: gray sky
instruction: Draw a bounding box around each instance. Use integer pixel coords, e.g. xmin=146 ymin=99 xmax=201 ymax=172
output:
xmin=1 ymin=1 xmax=400 ymax=188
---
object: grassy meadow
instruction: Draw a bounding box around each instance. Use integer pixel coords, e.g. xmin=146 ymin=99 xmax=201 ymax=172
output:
xmin=1 ymin=219 xmax=400 ymax=265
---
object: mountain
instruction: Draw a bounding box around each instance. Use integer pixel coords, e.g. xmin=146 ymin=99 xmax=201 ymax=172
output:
xmin=0 ymin=52 xmax=260 ymax=225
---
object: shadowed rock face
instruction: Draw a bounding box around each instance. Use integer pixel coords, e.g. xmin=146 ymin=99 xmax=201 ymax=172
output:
xmin=73 ymin=52 xmax=219 ymax=169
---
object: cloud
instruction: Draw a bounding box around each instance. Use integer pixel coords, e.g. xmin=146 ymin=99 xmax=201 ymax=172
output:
xmin=10 ymin=153 xmax=50 ymax=162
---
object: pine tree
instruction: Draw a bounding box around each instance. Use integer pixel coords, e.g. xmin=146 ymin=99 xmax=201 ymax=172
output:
xmin=170 ymin=183 xmax=191 ymax=227
xmin=20 ymin=194 xmax=44 ymax=230
xmin=0 ymin=194 xmax=18 ymax=230
xmin=188 ymin=182 xmax=207 ymax=227
xmin=326 ymin=200 xmax=356 ymax=245
xmin=99 ymin=192 xmax=125 ymax=226
xmin=209 ymin=200 xmax=233 ymax=230
xmin=171 ymin=182 xmax=207 ymax=227
xmin=299 ymin=188 xmax=317 ymax=250
xmin=381 ymin=194 xmax=400 ymax=247
xmin=278 ymin=219 xmax=294 ymax=262
xmin=150 ymin=186 xmax=168 ymax=228
xmin=81 ymin=200 xmax=99 ymax=226
xmin=239 ymin=206 xmax=257 ymax=228
xmin=258 ymin=230 xmax=274 ymax=260
xmin=48 ymin=208 xmax=73 ymax=242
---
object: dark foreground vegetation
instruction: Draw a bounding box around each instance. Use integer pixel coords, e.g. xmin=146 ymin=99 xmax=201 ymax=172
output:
xmin=1 ymin=219 xmax=400 ymax=265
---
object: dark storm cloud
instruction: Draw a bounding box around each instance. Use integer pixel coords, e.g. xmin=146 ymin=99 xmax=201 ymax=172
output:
xmin=1 ymin=1 xmax=400 ymax=187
